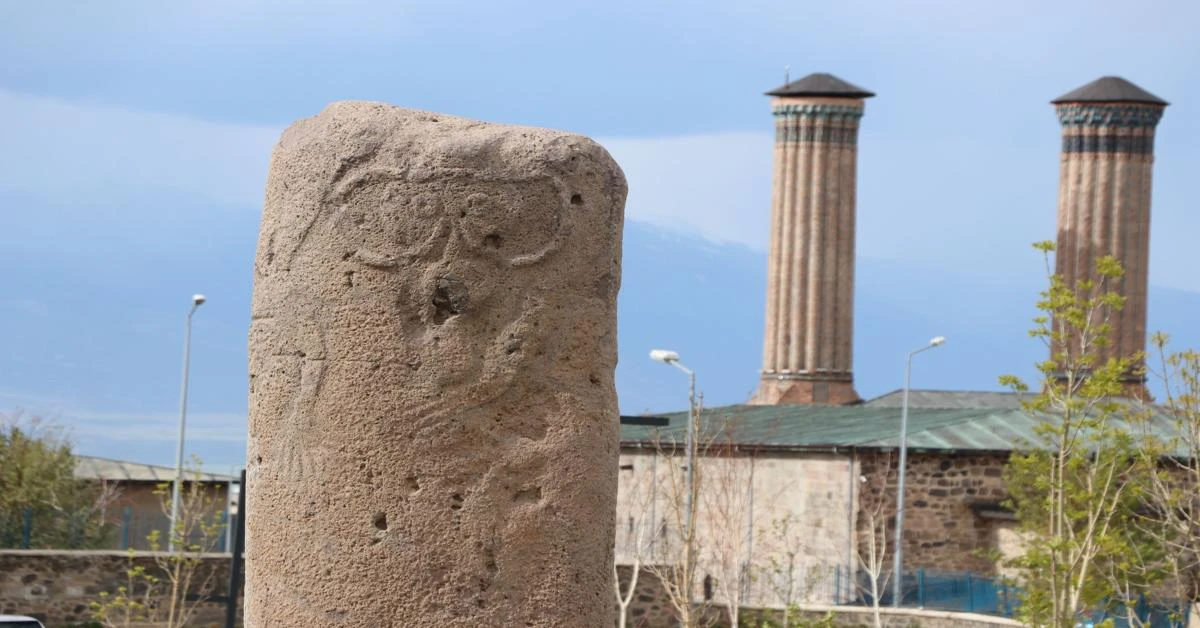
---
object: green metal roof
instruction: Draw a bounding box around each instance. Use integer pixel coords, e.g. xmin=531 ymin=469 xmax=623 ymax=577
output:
xmin=620 ymin=391 xmax=1185 ymax=454
xmin=862 ymin=389 xmax=1022 ymax=410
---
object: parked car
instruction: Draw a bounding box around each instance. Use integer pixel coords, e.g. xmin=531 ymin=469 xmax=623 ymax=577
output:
xmin=0 ymin=616 xmax=44 ymax=628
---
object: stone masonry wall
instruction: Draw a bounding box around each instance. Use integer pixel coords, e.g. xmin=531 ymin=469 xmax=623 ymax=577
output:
xmin=858 ymin=451 xmax=1010 ymax=574
xmin=615 ymin=565 xmax=675 ymax=628
xmin=0 ymin=550 xmax=238 ymax=627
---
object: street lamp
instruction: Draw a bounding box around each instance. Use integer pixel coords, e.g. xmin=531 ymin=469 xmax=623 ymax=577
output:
xmin=169 ymin=294 xmax=206 ymax=552
xmin=893 ymin=335 xmax=945 ymax=607
xmin=649 ymin=349 xmax=697 ymax=537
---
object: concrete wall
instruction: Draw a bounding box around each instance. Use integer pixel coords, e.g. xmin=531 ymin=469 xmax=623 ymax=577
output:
xmin=0 ymin=550 xmax=237 ymax=627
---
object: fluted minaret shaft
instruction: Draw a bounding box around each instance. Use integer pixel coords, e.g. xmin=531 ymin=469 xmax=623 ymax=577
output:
xmin=752 ymin=95 xmax=865 ymax=405
xmin=1053 ymin=97 xmax=1165 ymax=392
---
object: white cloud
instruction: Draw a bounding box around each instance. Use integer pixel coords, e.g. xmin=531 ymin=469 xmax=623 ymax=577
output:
xmin=0 ymin=90 xmax=279 ymax=209
xmin=0 ymin=89 xmax=776 ymax=248
xmin=598 ymin=132 xmax=772 ymax=250
xmin=0 ymin=2 xmax=435 ymax=62
xmin=66 ymin=411 xmax=247 ymax=444
xmin=1 ymin=89 xmax=1197 ymax=294
xmin=0 ymin=392 xmax=247 ymax=444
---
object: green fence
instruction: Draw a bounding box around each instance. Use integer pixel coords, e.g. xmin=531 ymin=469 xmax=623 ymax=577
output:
xmin=1 ymin=507 xmax=230 ymax=552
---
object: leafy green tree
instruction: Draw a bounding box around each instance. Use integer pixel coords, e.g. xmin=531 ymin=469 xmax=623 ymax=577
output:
xmin=1000 ymin=242 xmax=1159 ymax=627
xmin=88 ymin=551 xmax=160 ymax=628
xmin=90 ymin=457 xmax=228 ymax=628
xmin=0 ymin=411 xmax=115 ymax=549
xmin=149 ymin=457 xmax=228 ymax=628
xmin=753 ymin=609 xmax=836 ymax=628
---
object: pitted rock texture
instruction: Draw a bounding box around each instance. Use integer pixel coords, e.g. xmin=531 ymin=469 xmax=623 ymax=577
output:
xmin=245 ymin=102 xmax=626 ymax=627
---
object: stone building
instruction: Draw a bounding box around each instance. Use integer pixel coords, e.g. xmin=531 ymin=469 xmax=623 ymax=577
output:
xmin=615 ymin=74 xmax=1173 ymax=613
xmin=617 ymin=392 xmax=1183 ymax=612
xmin=618 ymin=391 xmax=1022 ymax=607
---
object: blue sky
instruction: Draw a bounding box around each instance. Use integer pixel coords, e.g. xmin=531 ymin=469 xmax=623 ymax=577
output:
xmin=1 ymin=0 xmax=1198 ymax=470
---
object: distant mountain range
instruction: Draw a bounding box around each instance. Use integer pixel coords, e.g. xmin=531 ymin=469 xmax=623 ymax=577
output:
xmin=2 ymin=201 xmax=1197 ymax=468
xmin=617 ymin=221 xmax=1200 ymax=414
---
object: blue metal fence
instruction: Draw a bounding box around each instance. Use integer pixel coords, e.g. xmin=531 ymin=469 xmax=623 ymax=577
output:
xmin=824 ymin=565 xmax=1190 ymax=627
xmin=0 ymin=507 xmax=115 ymax=550
xmin=1083 ymin=597 xmax=1190 ymax=628
xmin=900 ymin=569 xmax=1017 ymax=615
xmin=827 ymin=566 xmax=1017 ymax=616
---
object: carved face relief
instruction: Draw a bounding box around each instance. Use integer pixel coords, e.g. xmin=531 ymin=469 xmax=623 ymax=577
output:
xmin=315 ymin=167 xmax=575 ymax=409
xmin=330 ymin=169 xmax=568 ymax=270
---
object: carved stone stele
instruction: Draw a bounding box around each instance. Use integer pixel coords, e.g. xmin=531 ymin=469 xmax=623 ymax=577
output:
xmin=245 ymin=102 xmax=626 ymax=627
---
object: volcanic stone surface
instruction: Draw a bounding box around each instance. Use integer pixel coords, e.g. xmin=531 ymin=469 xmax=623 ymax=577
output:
xmin=245 ymin=102 xmax=626 ymax=626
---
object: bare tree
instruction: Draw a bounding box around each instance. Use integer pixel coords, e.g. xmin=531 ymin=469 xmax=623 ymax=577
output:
xmin=615 ymin=450 xmax=660 ymax=628
xmin=754 ymin=513 xmax=835 ymax=628
xmin=1136 ymin=337 xmax=1200 ymax=627
xmin=757 ymin=515 xmax=804 ymax=617
xmin=856 ymin=453 xmax=897 ymax=628
xmin=644 ymin=396 xmax=709 ymax=628
xmin=91 ymin=457 xmax=228 ymax=628
xmin=629 ymin=406 xmax=832 ymax=627
xmin=148 ymin=457 xmax=228 ymax=628
xmin=699 ymin=421 xmax=758 ymax=628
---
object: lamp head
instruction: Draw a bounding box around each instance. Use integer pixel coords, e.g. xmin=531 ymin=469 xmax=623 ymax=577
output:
xmin=192 ymin=294 xmax=207 ymax=307
xmin=929 ymin=336 xmax=946 ymax=347
xmin=649 ymin=349 xmax=680 ymax=364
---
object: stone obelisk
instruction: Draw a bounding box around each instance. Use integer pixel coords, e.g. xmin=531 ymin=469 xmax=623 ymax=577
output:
xmin=751 ymin=73 xmax=873 ymax=406
xmin=1052 ymin=77 xmax=1167 ymax=396
xmin=245 ymin=102 xmax=626 ymax=626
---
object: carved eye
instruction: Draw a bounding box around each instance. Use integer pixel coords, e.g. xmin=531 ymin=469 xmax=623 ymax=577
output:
xmin=457 ymin=181 xmax=562 ymax=262
xmin=335 ymin=173 xmax=444 ymax=256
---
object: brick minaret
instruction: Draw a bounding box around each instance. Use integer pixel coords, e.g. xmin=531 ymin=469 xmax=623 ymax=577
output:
xmin=1052 ymin=77 xmax=1167 ymax=396
xmin=750 ymin=73 xmax=873 ymax=406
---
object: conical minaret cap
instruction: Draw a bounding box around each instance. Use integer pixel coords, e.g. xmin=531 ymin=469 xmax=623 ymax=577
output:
xmin=766 ymin=72 xmax=875 ymax=99
xmin=1052 ymin=76 xmax=1168 ymax=106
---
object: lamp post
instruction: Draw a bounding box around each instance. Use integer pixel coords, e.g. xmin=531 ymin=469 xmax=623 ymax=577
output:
xmin=650 ymin=348 xmax=697 ymax=628
xmin=649 ymin=349 xmax=697 ymax=537
xmin=169 ymin=293 xmax=206 ymax=552
xmin=892 ymin=335 xmax=945 ymax=607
